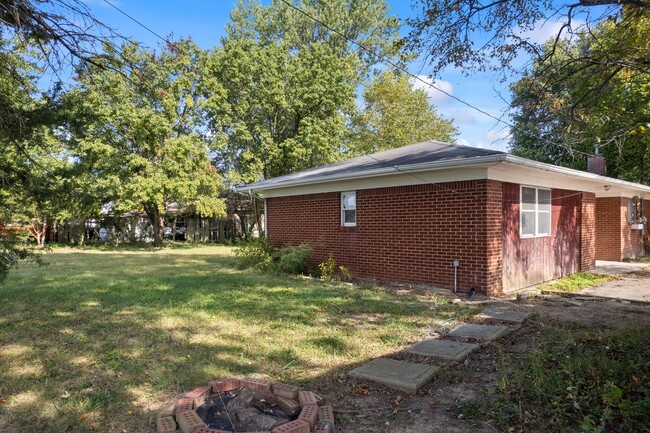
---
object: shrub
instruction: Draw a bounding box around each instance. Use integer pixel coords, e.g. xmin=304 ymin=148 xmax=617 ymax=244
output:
xmin=275 ymin=243 xmax=312 ymax=275
xmin=233 ymin=237 xmax=274 ymax=271
xmin=234 ymin=239 xmax=312 ymax=275
xmin=318 ymin=253 xmax=352 ymax=281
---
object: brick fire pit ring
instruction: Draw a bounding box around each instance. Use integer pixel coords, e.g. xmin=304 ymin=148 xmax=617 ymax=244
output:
xmin=156 ymin=377 xmax=336 ymax=433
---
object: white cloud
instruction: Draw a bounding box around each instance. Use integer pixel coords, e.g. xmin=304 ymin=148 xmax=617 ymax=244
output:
xmin=484 ymin=128 xmax=511 ymax=142
xmin=516 ymin=18 xmax=586 ymax=46
xmin=457 ymin=137 xmax=509 ymax=152
xmin=450 ymin=109 xmax=476 ymax=125
xmin=410 ymin=75 xmax=454 ymax=105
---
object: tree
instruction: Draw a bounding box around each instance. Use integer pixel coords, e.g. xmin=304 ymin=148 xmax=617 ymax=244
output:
xmin=1 ymin=0 xmax=120 ymax=279
xmin=405 ymin=0 xmax=649 ymax=79
xmin=64 ymin=40 xmax=226 ymax=246
xmin=509 ymin=9 xmax=650 ymax=185
xmin=206 ymin=0 xmax=403 ymax=185
xmin=1 ymin=0 xmax=122 ymax=74
xmin=349 ymin=70 xmax=458 ymax=155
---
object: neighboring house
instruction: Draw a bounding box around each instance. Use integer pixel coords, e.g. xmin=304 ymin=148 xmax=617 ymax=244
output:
xmin=46 ymin=201 xmax=255 ymax=244
xmin=240 ymin=141 xmax=650 ymax=295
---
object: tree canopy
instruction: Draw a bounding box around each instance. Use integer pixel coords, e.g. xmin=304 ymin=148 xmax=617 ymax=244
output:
xmin=349 ymin=70 xmax=457 ymax=156
xmin=208 ymin=0 xmax=404 ymax=184
xmin=509 ymin=8 xmax=650 ymax=185
xmin=64 ymin=40 xmax=226 ymax=246
xmin=405 ymin=0 xmax=649 ymax=79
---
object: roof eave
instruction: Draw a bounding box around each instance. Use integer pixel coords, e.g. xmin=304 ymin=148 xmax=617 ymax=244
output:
xmin=236 ymin=154 xmax=508 ymax=194
xmin=502 ymin=155 xmax=650 ymax=194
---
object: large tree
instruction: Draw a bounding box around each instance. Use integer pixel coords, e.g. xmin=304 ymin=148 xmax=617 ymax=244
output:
xmin=509 ymin=8 xmax=650 ymax=185
xmin=405 ymin=0 xmax=649 ymax=79
xmin=64 ymin=40 xmax=226 ymax=246
xmin=349 ymin=70 xmax=458 ymax=156
xmin=207 ymin=0 xmax=403 ymax=185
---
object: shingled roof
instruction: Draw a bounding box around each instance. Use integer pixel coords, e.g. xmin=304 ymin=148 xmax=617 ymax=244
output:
xmin=242 ymin=141 xmax=504 ymax=191
xmin=239 ymin=140 xmax=650 ymax=197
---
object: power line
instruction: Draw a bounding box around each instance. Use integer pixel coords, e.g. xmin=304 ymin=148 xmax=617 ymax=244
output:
xmin=103 ymin=0 xmax=168 ymax=43
xmin=277 ymin=0 xmax=595 ymax=159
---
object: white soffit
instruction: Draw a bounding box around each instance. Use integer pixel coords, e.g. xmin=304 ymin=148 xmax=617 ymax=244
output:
xmin=488 ymin=160 xmax=650 ymax=198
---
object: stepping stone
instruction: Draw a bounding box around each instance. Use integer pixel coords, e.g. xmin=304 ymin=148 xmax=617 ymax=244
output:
xmin=348 ymin=358 xmax=439 ymax=393
xmin=448 ymin=324 xmax=509 ymax=341
xmin=404 ymin=339 xmax=479 ymax=361
xmin=477 ymin=308 xmax=531 ymax=323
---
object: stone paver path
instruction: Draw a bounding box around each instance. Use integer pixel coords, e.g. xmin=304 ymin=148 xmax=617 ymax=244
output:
xmin=448 ymin=323 xmax=510 ymax=341
xmin=348 ymin=358 xmax=440 ymax=393
xmin=404 ymin=339 xmax=479 ymax=360
xmin=477 ymin=308 xmax=531 ymax=323
xmin=348 ymin=307 xmax=529 ymax=392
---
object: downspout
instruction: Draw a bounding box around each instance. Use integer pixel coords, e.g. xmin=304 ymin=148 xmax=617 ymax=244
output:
xmin=264 ymin=198 xmax=268 ymax=238
xmin=641 ymin=195 xmax=646 ymax=256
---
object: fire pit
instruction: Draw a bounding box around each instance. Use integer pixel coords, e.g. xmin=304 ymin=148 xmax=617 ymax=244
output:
xmin=156 ymin=377 xmax=337 ymax=433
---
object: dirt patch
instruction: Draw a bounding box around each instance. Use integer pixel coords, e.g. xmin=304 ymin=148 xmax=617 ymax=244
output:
xmin=313 ymin=296 xmax=650 ymax=433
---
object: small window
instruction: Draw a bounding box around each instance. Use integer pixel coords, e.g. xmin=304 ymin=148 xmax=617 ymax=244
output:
xmin=520 ymin=186 xmax=551 ymax=238
xmin=341 ymin=191 xmax=356 ymax=226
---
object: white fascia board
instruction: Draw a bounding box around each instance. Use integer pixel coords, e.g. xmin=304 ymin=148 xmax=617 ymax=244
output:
xmin=259 ymin=166 xmax=489 ymax=198
xmin=238 ymin=154 xmax=505 ymax=196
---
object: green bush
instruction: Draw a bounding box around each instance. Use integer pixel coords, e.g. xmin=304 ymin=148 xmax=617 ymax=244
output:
xmin=234 ymin=238 xmax=311 ymax=275
xmin=318 ymin=253 xmax=352 ymax=281
xmin=275 ymin=243 xmax=312 ymax=275
xmin=233 ymin=237 xmax=274 ymax=271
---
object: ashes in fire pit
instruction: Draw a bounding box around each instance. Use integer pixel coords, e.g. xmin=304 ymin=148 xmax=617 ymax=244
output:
xmin=156 ymin=377 xmax=337 ymax=433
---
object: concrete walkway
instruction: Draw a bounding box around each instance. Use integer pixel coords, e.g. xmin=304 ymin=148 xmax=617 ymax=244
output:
xmin=582 ymin=260 xmax=650 ymax=302
xmin=591 ymin=260 xmax=650 ymax=275
xmin=579 ymin=277 xmax=650 ymax=303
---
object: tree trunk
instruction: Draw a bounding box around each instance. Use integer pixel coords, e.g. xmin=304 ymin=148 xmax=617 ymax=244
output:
xmin=145 ymin=204 xmax=165 ymax=247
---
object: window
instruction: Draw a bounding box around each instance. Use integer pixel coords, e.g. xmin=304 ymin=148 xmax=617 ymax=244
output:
xmin=341 ymin=191 xmax=356 ymax=226
xmin=521 ymin=186 xmax=551 ymax=238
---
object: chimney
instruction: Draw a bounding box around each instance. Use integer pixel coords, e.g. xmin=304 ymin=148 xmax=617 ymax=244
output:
xmin=587 ymin=156 xmax=607 ymax=176
xmin=587 ymin=144 xmax=606 ymax=175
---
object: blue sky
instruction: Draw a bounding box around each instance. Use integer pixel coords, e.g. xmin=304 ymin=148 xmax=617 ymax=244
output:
xmin=80 ymin=0 xmax=572 ymax=153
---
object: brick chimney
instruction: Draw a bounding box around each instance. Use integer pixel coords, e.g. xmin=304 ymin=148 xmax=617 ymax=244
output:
xmin=587 ymin=155 xmax=607 ymax=176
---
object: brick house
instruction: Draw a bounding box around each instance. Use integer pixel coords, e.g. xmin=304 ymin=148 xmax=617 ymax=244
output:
xmin=240 ymin=141 xmax=650 ymax=295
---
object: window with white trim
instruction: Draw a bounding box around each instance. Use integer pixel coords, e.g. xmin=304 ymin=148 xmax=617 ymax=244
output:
xmin=520 ymin=186 xmax=551 ymax=237
xmin=341 ymin=191 xmax=356 ymax=226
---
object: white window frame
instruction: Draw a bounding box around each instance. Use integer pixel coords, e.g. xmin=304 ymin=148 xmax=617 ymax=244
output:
xmin=520 ymin=185 xmax=551 ymax=238
xmin=341 ymin=191 xmax=356 ymax=227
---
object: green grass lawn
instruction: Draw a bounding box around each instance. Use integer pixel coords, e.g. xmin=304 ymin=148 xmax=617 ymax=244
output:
xmin=0 ymin=246 xmax=473 ymax=432
xmin=536 ymin=272 xmax=615 ymax=293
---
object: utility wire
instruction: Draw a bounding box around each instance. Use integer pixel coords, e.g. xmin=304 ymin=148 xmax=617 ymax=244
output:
xmin=103 ymin=0 xmax=168 ymax=43
xmin=277 ymin=0 xmax=595 ymax=158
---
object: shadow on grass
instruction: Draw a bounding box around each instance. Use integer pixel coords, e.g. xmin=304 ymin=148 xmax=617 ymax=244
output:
xmin=0 ymin=247 xmax=474 ymax=432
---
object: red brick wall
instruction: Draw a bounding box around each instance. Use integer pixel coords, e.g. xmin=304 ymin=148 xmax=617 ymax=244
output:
xmin=267 ymin=180 xmax=504 ymax=295
xmin=502 ymin=183 xmax=583 ymax=291
xmin=580 ymin=193 xmax=596 ymax=270
xmin=595 ymin=197 xmax=647 ymax=260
